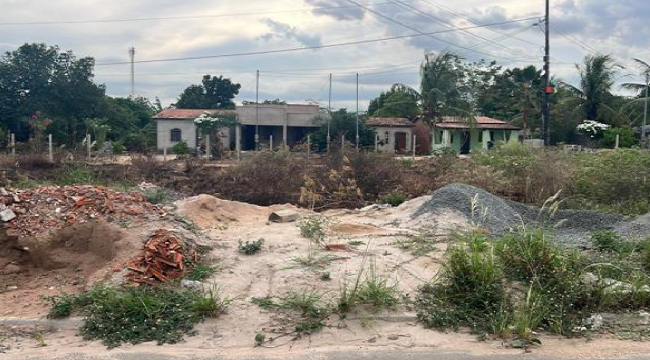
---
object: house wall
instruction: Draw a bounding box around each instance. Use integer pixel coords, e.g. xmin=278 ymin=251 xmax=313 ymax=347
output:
xmin=235 ymin=104 xmax=323 ymax=127
xmin=372 ymin=126 xmax=414 ymax=152
xmin=431 ymin=128 xmax=521 ymax=153
xmin=157 ymin=119 xmax=197 ymax=151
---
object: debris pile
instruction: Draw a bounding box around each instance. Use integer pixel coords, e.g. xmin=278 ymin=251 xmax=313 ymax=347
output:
xmin=0 ymin=186 xmax=164 ymax=237
xmin=126 ymin=229 xmax=197 ymax=284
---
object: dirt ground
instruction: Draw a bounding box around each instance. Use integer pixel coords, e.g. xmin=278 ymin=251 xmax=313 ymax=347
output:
xmin=3 ymin=194 xmax=650 ymax=359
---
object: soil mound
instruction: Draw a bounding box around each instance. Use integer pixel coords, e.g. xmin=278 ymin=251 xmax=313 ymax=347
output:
xmin=176 ymin=194 xmax=295 ymax=228
xmin=1 ymin=220 xmax=126 ymax=274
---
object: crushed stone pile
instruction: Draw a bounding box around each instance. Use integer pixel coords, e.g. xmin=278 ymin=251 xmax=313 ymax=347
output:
xmin=0 ymin=186 xmax=164 ymax=238
xmin=412 ymin=184 xmax=648 ymax=247
xmin=126 ymin=229 xmax=197 ymax=285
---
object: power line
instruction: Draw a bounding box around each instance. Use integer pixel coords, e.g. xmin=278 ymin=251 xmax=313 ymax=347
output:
xmin=95 ymin=16 xmax=540 ymax=66
xmin=387 ymin=0 xmax=538 ymax=60
xmin=419 ymin=0 xmax=542 ymax=47
xmin=344 ymin=0 xmax=538 ymax=62
xmin=0 ymin=0 xmax=421 ymax=26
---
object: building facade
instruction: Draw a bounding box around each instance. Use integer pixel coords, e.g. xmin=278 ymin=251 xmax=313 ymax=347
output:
xmin=154 ymin=104 xmax=325 ymax=152
xmin=366 ymin=117 xmax=415 ymax=153
xmin=430 ymin=116 xmax=522 ymax=154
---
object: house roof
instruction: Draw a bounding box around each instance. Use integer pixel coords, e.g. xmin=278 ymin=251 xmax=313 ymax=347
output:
xmin=366 ymin=117 xmax=414 ymax=127
xmin=153 ymin=109 xmax=237 ymax=120
xmin=434 ymin=116 xmax=521 ymax=130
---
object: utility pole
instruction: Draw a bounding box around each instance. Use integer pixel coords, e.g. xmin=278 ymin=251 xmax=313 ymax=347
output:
xmin=327 ymin=73 xmax=332 ymax=152
xmin=255 ymin=70 xmax=260 ymax=151
xmin=542 ymin=0 xmax=551 ymax=146
xmin=129 ymin=46 xmax=135 ymax=97
xmin=643 ymin=72 xmax=649 ymax=146
xmin=356 ymin=73 xmax=360 ymax=150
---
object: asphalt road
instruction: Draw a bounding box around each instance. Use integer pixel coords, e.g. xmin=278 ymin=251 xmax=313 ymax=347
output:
xmin=18 ymin=350 xmax=648 ymax=360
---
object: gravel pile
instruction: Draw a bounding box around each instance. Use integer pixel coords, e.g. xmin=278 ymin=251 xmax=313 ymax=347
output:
xmin=413 ymin=183 xmax=648 ymax=247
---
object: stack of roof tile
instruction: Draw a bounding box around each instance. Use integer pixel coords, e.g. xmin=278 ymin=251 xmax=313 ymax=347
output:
xmin=0 ymin=185 xmax=163 ymax=237
xmin=126 ymin=229 xmax=197 ymax=284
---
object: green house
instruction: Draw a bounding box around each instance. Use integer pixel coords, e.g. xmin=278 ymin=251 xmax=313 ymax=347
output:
xmin=431 ymin=116 xmax=522 ymax=154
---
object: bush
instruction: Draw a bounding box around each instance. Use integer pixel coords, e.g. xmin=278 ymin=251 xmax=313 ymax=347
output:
xmin=172 ymin=141 xmax=190 ymax=155
xmin=601 ymin=128 xmax=638 ymax=148
xmin=46 ymin=284 xmax=230 ymax=348
xmin=238 ymin=239 xmax=263 ymax=255
xmin=416 ymin=239 xmax=510 ymax=333
xmin=379 ymin=191 xmax=408 ymax=207
xmin=571 ymin=149 xmax=650 ymax=215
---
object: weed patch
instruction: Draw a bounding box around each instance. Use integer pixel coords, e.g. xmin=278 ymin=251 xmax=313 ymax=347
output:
xmin=45 ymin=284 xmax=230 ymax=348
xmin=238 ymin=239 xmax=264 ymax=255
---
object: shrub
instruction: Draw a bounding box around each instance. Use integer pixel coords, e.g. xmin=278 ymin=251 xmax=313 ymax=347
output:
xmin=53 ymin=164 xmax=96 ymax=185
xmin=416 ymin=240 xmax=509 ymax=333
xmin=571 ymin=149 xmax=650 ymax=215
xmin=379 ymin=191 xmax=408 ymax=207
xmin=46 ymin=284 xmax=230 ymax=348
xmin=172 ymin=141 xmax=190 ymax=155
xmin=601 ymin=128 xmax=638 ymax=148
xmin=238 ymin=239 xmax=263 ymax=255
xmin=299 ymin=216 xmax=330 ymax=245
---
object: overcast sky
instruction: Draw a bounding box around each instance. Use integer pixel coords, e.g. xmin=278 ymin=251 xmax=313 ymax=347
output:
xmin=1 ymin=0 xmax=648 ymax=110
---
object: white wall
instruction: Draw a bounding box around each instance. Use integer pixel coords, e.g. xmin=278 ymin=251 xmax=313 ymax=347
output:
xmin=373 ymin=126 xmax=414 ymax=152
xmin=157 ymin=119 xmax=197 ymax=151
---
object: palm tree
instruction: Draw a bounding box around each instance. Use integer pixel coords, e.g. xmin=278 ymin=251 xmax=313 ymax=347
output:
xmin=420 ymin=51 xmax=469 ymax=124
xmin=560 ymin=54 xmax=623 ymax=124
xmin=621 ymin=59 xmax=650 ymax=140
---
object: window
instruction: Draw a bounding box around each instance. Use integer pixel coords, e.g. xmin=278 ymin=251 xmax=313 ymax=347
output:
xmin=505 ymin=130 xmax=512 ymax=142
xmin=170 ymin=128 xmax=182 ymax=142
xmin=479 ymin=132 xmax=483 ymax=142
xmin=490 ymin=131 xmax=495 ymax=141
xmin=450 ymin=133 xmax=454 ymax=144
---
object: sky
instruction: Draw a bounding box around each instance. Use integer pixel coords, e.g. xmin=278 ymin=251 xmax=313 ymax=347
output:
xmin=1 ymin=0 xmax=649 ymax=111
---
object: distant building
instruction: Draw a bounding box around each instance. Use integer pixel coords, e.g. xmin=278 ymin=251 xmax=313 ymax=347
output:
xmin=154 ymin=104 xmax=325 ymax=152
xmin=429 ymin=116 xmax=522 ymax=154
xmin=366 ymin=117 xmax=415 ymax=153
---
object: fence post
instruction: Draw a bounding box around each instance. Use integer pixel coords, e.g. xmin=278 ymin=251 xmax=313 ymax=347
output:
xmin=374 ymin=133 xmax=378 ymax=152
xmin=86 ymin=134 xmax=91 ymax=161
xmin=413 ymin=135 xmax=417 ymax=159
xmin=163 ymin=140 xmax=167 ymax=162
xmin=205 ymin=135 xmax=211 ymax=160
xmin=341 ymin=134 xmax=345 ymax=152
xmin=307 ymin=134 xmax=311 ymax=162
xmin=270 ymin=135 xmax=273 ymax=151
xmin=615 ymin=134 xmax=620 ymax=149
xmin=48 ymin=134 xmax=53 ymax=162
xmin=10 ymin=133 xmax=15 ymax=157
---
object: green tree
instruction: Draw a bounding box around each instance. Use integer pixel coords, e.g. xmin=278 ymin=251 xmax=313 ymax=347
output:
xmin=420 ymin=51 xmax=469 ymax=123
xmin=0 ymin=43 xmax=105 ymax=144
xmin=311 ymin=109 xmax=376 ymax=151
xmin=176 ymin=75 xmax=241 ymax=109
xmin=561 ymin=54 xmax=623 ymax=125
xmin=368 ymin=84 xmax=420 ymax=119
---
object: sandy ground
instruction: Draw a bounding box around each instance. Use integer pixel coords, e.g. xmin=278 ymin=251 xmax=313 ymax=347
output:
xmin=2 ymin=195 xmax=650 ymax=359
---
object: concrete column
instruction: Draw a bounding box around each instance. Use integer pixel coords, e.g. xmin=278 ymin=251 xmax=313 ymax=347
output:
xmin=205 ymin=135 xmax=210 ymax=160
xmin=283 ymin=124 xmax=288 ymax=147
xmin=442 ymin=130 xmax=451 ymax=147
xmin=235 ymin=124 xmax=242 ymax=159
xmin=482 ymin=130 xmax=491 ymax=149
xmin=48 ymin=134 xmax=53 ymax=162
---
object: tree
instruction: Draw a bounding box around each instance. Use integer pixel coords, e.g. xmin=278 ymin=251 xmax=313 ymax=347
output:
xmin=560 ymin=54 xmax=623 ymax=125
xmin=176 ymin=75 xmax=241 ymax=109
xmin=420 ymin=51 xmax=469 ymax=123
xmin=0 ymin=43 xmax=105 ymax=144
xmin=368 ymin=84 xmax=420 ymax=119
xmin=194 ymin=112 xmax=238 ymax=157
xmin=311 ymin=109 xmax=376 ymax=151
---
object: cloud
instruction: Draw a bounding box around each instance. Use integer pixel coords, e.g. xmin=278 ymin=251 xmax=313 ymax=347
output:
xmin=305 ymin=0 xmax=365 ymax=21
xmin=260 ymin=19 xmax=322 ymax=47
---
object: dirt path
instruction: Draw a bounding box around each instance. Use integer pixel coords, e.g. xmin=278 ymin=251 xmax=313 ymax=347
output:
xmin=3 ymin=195 xmax=650 ymax=359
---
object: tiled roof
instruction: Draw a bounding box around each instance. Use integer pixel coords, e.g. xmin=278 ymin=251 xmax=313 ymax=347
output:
xmin=366 ymin=117 xmax=414 ymax=127
xmin=435 ymin=116 xmax=521 ymax=130
xmin=153 ymin=109 xmax=237 ymax=119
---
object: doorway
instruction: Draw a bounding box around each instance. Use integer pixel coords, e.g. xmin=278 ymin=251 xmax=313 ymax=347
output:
xmin=460 ymin=131 xmax=471 ymax=154
xmin=395 ymin=132 xmax=407 ymax=152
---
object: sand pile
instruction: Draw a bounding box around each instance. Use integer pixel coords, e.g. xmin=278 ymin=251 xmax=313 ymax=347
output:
xmin=175 ymin=194 xmax=300 ymax=228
